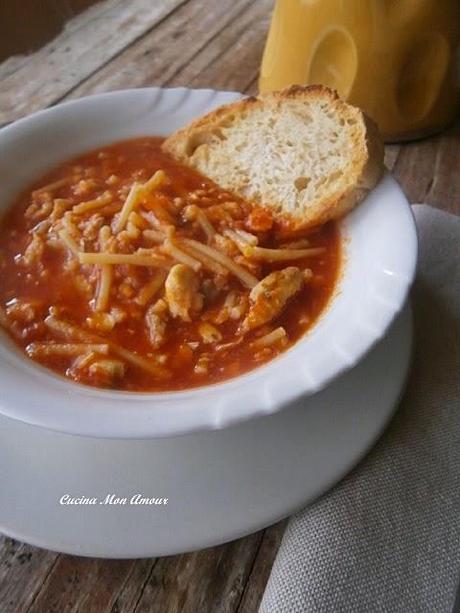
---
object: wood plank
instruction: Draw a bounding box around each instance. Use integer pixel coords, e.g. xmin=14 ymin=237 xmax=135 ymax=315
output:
xmin=425 ymin=124 xmax=460 ymax=215
xmin=166 ymin=0 xmax=272 ymax=93
xmin=108 ymin=559 xmax=157 ymax=612
xmin=131 ymin=532 xmax=263 ymax=613
xmin=384 ymin=145 xmax=401 ymax=172
xmin=0 ymin=53 xmax=33 ymax=80
xmin=237 ymin=522 xmax=286 ymax=613
xmin=25 ymin=555 xmax=137 ymax=613
xmin=68 ymin=0 xmax=104 ymax=12
xmin=244 ymin=77 xmax=259 ymax=97
xmin=0 ymin=536 xmax=58 ymax=613
xmin=0 ymin=0 xmax=186 ymax=125
xmin=63 ymin=0 xmax=258 ymax=100
xmin=0 ymin=526 xmax=283 ymax=613
xmin=391 ymin=139 xmax=440 ymax=205
xmin=391 ymin=122 xmax=460 ymax=215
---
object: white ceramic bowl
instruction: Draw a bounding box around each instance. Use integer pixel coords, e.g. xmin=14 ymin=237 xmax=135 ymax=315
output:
xmin=0 ymin=88 xmax=417 ymax=438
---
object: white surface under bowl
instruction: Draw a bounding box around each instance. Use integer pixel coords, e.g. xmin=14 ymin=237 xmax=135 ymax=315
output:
xmin=0 ymin=88 xmax=418 ymax=438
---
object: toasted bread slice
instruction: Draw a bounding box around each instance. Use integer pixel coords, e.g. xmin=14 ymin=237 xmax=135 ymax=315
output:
xmin=163 ymin=85 xmax=384 ymax=230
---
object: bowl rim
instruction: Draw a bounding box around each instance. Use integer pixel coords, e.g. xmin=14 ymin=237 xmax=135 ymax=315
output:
xmin=0 ymin=87 xmax=418 ymax=439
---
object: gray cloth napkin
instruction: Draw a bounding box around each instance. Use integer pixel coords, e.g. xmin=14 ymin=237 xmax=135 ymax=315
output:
xmin=260 ymin=205 xmax=460 ymax=613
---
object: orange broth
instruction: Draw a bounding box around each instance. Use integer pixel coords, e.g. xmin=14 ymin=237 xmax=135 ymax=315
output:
xmin=0 ymin=137 xmax=340 ymax=391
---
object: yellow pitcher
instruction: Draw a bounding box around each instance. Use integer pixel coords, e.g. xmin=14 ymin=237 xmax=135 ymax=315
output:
xmin=259 ymin=0 xmax=460 ymax=141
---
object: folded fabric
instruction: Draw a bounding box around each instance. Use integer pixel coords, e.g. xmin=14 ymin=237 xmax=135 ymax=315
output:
xmin=260 ymin=205 xmax=460 ymax=613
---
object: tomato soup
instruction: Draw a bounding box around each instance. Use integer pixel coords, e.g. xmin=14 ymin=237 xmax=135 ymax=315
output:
xmin=0 ymin=138 xmax=340 ymax=391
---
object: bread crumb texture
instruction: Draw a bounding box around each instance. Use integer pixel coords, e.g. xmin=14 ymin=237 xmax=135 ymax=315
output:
xmin=163 ymin=85 xmax=384 ymax=230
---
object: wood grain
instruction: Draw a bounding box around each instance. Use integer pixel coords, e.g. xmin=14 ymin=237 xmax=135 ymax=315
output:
xmin=237 ymin=522 xmax=287 ymax=612
xmin=63 ymin=0 xmax=261 ymax=100
xmin=132 ymin=533 xmax=263 ymax=612
xmin=0 ymin=0 xmax=459 ymax=612
xmin=173 ymin=0 xmax=272 ymax=94
xmin=392 ymin=123 xmax=460 ymax=215
xmin=0 ymin=0 xmax=186 ymax=125
xmin=26 ymin=556 xmax=137 ymax=612
xmin=0 ymin=526 xmax=284 ymax=613
xmin=0 ymin=538 xmax=58 ymax=613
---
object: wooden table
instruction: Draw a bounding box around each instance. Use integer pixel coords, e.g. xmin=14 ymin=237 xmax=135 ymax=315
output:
xmin=0 ymin=1 xmax=459 ymax=611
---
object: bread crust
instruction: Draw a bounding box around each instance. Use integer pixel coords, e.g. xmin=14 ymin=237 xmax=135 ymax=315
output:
xmin=163 ymin=85 xmax=384 ymax=230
